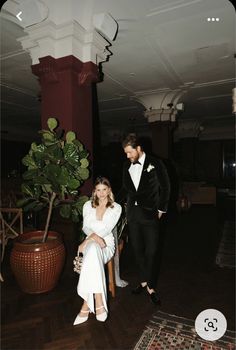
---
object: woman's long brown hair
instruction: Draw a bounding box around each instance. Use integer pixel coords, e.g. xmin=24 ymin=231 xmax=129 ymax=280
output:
xmin=91 ymin=176 xmax=115 ymax=208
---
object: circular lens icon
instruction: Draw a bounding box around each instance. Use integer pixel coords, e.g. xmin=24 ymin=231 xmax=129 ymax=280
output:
xmin=195 ymin=309 xmax=227 ymax=341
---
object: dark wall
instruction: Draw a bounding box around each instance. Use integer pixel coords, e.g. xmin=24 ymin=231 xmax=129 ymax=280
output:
xmin=173 ymin=138 xmax=235 ymax=187
xmin=1 ymin=139 xmax=30 ymax=178
xmin=1 ymin=139 xmax=30 ymax=208
xmin=97 ymin=142 xmax=126 ymax=195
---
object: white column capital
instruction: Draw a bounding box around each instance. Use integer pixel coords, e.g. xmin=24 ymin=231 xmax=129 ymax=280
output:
xmin=144 ymin=108 xmax=178 ymax=123
xmin=18 ymin=19 xmax=112 ymax=65
xmin=133 ymin=89 xmax=186 ymax=123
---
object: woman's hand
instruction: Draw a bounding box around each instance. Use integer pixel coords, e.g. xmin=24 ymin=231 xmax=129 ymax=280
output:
xmin=77 ymin=233 xmax=106 ymax=255
xmin=78 ymin=240 xmax=87 ymax=254
xmin=89 ymin=233 xmax=107 ymax=249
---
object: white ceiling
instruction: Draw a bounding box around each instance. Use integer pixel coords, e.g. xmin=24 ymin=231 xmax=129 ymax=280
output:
xmin=0 ymin=0 xmax=235 ymax=144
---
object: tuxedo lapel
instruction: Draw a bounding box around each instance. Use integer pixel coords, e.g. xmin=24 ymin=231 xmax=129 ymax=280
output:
xmin=124 ymin=162 xmax=136 ymax=191
xmin=137 ymin=156 xmax=150 ymax=191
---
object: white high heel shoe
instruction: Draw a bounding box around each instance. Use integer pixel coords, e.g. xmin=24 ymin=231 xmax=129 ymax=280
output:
xmin=96 ymin=306 xmax=107 ymax=322
xmin=73 ymin=309 xmax=90 ymax=325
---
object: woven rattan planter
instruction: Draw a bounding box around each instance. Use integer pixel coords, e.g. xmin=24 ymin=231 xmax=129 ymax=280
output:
xmin=10 ymin=231 xmax=66 ymax=294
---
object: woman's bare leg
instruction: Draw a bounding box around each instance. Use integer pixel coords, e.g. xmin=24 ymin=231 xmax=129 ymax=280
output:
xmin=79 ymin=300 xmax=90 ymax=317
xmin=94 ymin=293 xmax=105 ymax=315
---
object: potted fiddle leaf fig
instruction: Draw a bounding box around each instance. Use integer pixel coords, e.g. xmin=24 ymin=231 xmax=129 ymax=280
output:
xmin=10 ymin=117 xmax=90 ymax=294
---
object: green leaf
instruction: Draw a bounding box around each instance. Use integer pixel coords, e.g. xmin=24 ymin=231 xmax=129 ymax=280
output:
xmin=67 ymin=178 xmax=80 ymax=190
xmin=66 ymin=131 xmax=76 ymax=143
xmin=74 ymin=195 xmax=88 ymax=207
xmin=22 ymin=169 xmax=39 ymax=180
xmin=31 ymin=145 xmax=46 ymax=166
xmin=60 ymin=204 xmax=71 ymax=218
xmin=59 ymin=170 xmax=76 ymax=189
xmin=64 ymin=143 xmax=79 ymax=165
xmin=80 ymin=158 xmax=89 ymax=168
xmin=35 ymin=144 xmax=46 ymax=153
xmin=73 ymin=139 xmax=84 ymax=151
xmin=42 ymin=130 xmax=55 ymax=140
xmin=73 ymin=196 xmax=88 ymax=213
xmin=47 ymin=118 xmax=58 ymax=131
xmin=44 ymin=164 xmax=61 ymax=182
xmin=33 ymin=151 xmax=44 ymax=164
xmin=39 ymin=130 xmax=58 ymax=147
xmin=79 ymin=150 xmax=89 ymax=159
xmin=42 ymin=145 xmax=63 ymax=164
xmin=32 ymin=185 xmax=42 ymax=198
xmin=22 ymin=154 xmax=37 ymax=168
xmin=77 ymin=167 xmax=89 ymax=180
xmin=21 ymin=183 xmax=34 ymax=197
xmin=34 ymin=176 xmax=50 ymax=185
xmin=31 ymin=142 xmax=38 ymax=151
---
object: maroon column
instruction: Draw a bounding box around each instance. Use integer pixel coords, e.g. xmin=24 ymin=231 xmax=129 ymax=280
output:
xmin=32 ymin=55 xmax=100 ymax=194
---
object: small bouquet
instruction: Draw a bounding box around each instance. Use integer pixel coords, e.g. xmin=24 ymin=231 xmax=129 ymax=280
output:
xmin=73 ymin=252 xmax=83 ymax=274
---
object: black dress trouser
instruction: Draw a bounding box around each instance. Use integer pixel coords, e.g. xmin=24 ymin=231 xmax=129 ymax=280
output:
xmin=127 ymin=206 xmax=160 ymax=289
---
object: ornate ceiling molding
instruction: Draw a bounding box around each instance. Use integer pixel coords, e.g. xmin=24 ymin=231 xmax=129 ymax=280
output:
xmin=146 ymin=0 xmax=203 ymax=17
xmin=17 ymin=19 xmax=112 ymax=65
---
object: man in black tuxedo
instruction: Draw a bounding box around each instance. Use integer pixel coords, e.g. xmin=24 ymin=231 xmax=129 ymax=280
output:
xmin=121 ymin=134 xmax=170 ymax=304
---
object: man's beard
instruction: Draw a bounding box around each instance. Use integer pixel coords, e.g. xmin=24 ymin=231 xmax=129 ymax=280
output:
xmin=131 ymin=154 xmax=139 ymax=163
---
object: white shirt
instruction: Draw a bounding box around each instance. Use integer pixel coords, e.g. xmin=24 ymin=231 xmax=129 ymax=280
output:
xmin=128 ymin=153 xmax=165 ymax=214
xmin=128 ymin=152 xmax=146 ymax=190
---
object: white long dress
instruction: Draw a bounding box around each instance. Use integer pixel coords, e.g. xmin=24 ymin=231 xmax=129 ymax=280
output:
xmin=77 ymin=200 xmax=122 ymax=313
xmin=113 ymin=226 xmax=129 ymax=288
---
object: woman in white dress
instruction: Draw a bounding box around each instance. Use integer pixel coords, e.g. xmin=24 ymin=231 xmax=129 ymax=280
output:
xmin=73 ymin=177 xmax=122 ymax=325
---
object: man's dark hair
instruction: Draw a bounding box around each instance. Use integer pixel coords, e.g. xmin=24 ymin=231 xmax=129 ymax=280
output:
xmin=122 ymin=133 xmax=143 ymax=150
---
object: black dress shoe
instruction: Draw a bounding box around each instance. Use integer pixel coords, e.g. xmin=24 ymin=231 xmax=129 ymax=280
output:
xmin=132 ymin=284 xmax=146 ymax=295
xmin=149 ymin=292 xmax=161 ymax=305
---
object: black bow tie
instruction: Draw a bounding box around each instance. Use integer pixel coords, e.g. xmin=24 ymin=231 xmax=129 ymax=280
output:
xmin=133 ymin=160 xmax=141 ymax=165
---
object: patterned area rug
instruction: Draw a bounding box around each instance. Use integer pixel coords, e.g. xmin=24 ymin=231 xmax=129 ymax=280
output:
xmin=134 ymin=311 xmax=235 ymax=350
xmin=216 ymin=221 xmax=235 ymax=269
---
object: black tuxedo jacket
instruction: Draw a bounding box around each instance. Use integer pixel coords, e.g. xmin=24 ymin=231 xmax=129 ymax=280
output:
xmin=121 ymin=155 xmax=170 ymax=221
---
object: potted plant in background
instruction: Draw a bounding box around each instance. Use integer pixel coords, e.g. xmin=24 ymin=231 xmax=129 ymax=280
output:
xmin=10 ymin=118 xmax=90 ymax=294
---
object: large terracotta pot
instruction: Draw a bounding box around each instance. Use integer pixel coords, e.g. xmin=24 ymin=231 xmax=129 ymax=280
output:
xmin=10 ymin=231 xmax=66 ymax=294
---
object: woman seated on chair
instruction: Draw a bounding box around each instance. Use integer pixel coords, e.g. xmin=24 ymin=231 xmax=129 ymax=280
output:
xmin=74 ymin=176 xmax=122 ymax=325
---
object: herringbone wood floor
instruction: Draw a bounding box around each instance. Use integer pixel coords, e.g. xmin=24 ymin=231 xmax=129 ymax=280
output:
xmin=1 ymin=204 xmax=235 ymax=350
xmin=2 ymin=254 xmax=156 ymax=350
